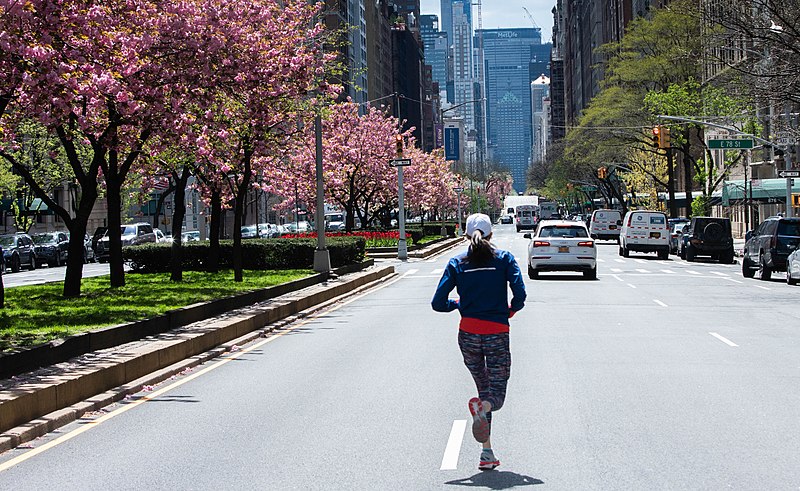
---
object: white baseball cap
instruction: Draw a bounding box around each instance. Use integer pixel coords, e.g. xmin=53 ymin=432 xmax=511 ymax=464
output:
xmin=465 ymin=213 xmax=492 ymax=237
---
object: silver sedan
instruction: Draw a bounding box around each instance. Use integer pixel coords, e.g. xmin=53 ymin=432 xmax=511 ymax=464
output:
xmin=787 ymin=248 xmax=800 ymax=286
xmin=524 ymin=220 xmax=597 ymax=280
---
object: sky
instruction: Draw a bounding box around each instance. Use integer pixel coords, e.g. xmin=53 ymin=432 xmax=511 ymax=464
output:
xmin=419 ymin=0 xmax=555 ymax=43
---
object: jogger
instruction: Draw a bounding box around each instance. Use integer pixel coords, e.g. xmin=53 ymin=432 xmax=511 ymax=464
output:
xmin=431 ymin=213 xmax=526 ymax=471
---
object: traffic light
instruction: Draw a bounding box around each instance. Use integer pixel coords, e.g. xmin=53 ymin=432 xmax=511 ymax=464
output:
xmin=660 ymin=127 xmax=670 ymax=148
xmin=651 ymin=126 xmax=661 ymax=148
xmin=792 ymin=193 xmax=800 ymax=208
xmin=597 ymin=166 xmax=608 ymax=179
xmin=395 ymin=134 xmax=403 ymax=157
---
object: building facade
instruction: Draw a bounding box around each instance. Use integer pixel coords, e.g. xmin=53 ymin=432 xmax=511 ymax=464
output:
xmin=480 ymin=28 xmax=542 ymax=193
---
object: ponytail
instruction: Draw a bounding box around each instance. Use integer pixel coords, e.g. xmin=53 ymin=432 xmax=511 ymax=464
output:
xmin=466 ymin=229 xmax=495 ymax=265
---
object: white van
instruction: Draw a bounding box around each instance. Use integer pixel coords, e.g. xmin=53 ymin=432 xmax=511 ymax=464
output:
xmin=619 ymin=210 xmax=670 ymax=259
xmin=589 ymin=209 xmax=622 ymax=241
xmin=515 ymin=204 xmax=537 ymax=232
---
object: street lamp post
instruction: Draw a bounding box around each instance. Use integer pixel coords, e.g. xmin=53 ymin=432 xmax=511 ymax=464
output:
xmin=454 ymin=186 xmax=464 ymax=235
xmin=313 ymin=113 xmax=331 ymax=273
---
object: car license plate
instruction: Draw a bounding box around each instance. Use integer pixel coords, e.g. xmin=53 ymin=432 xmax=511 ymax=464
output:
xmin=650 ymin=232 xmax=660 ymax=238
xmin=609 ymin=225 xmax=616 ymax=229
xmin=558 ymin=246 xmax=569 ymax=253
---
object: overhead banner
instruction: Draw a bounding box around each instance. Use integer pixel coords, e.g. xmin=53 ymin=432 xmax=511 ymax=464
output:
xmin=434 ymin=123 xmax=444 ymax=148
xmin=444 ymin=127 xmax=460 ymax=161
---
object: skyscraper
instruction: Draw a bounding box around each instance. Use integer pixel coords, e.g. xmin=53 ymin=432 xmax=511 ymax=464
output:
xmin=480 ymin=28 xmax=543 ymax=193
xmin=419 ymin=15 xmax=449 ymax=102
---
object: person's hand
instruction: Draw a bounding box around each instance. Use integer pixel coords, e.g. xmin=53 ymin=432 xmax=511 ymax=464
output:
xmin=508 ymin=305 xmax=515 ymax=318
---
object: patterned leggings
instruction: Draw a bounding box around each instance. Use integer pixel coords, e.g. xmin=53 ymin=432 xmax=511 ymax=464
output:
xmin=458 ymin=330 xmax=511 ymax=423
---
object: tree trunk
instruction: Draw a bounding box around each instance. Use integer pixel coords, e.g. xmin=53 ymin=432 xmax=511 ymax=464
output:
xmin=106 ymin=173 xmax=125 ymax=288
xmin=152 ymin=184 xmax=175 ymax=230
xmin=170 ymin=167 xmax=191 ymax=282
xmin=233 ymin=152 xmax=253 ymax=283
xmin=207 ymin=190 xmax=222 ymax=273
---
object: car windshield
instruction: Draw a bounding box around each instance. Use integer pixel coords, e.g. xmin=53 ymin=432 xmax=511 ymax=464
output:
xmin=32 ymin=233 xmax=57 ymax=244
xmin=0 ymin=236 xmax=15 ymax=246
xmin=327 ymin=214 xmax=344 ymax=222
xmin=121 ymin=225 xmax=136 ymax=235
xmin=778 ymin=221 xmax=800 ymax=237
xmin=539 ymin=226 xmax=589 ymax=238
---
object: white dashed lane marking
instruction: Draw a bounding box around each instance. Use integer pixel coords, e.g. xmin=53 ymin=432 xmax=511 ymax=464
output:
xmin=653 ymin=299 xmax=668 ymax=307
xmin=661 ymin=269 xmax=676 ymax=274
xmin=709 ymin=332 xmax=739 ymax=347
xmin=440 ymin=420 xmax=467 ymax=470
xmin=636 ymin=269 xmax=649 ymax=274
xmin=711 ymin=271 xmax=728 ymax=276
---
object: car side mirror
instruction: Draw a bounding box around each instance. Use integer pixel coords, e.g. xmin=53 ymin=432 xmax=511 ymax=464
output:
xmin=745 ymin=231 xmax=753 ymax=241
xmin=523 ymin=233 xmax=532 ymax=239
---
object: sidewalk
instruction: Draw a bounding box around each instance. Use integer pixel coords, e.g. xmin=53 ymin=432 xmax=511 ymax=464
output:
xmin=0 ymin=236 xmax=464 ymax=453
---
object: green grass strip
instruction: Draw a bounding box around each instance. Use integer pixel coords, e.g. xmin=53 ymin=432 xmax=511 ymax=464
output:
xmin=0 ymin=269 xmax=313 ymax=353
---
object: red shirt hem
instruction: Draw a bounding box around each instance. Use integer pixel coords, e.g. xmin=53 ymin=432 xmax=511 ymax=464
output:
xmin=459 ymin=317 xmax=509 ymax=334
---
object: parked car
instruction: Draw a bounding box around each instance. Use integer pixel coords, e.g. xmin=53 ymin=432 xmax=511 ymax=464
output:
xmin=258 ymin=223 xmax=282 ymax=238
xmin=285 ymin=221 xmax=312 ymax=233
xmin=786 ymin=247 xmax=800 ymax=286
xmin=589 ymin=209 xmax=622 ymax=242
xmin=241 ymin=225 xmax=258 ymax=239
xmin=0 ymin=233 xmax=37 ymax=272
xmin=742 ymin=216 xmax=800 ymax=280
xmin=498 ymin=214 xmax=513 ymax=224
xmin=32 ymin=231 xmax=69 ymax=267
xmin=669 ymin=220 xmax=690 ymax=255
xmin=91 ymin=226 xmax=107 ymax=255
xmin=523 ymin=220 xmax=597 ymax=279
xmin=154 ymin=229 xmax=168 ymax=243
xmin=181 ymin=230 xmax=201 ymax=242
xmin=679 ymin=217 xmax=734 ymax=263
xmin=95 ymin=223 xmax=157 ymax=262
xmin=325 ymin=213 xmax=346 ymax=232
xmin=82 ymin=233 xmax=96 ymax=262
xmin=618 ymin=210 xmax=670 ymax=259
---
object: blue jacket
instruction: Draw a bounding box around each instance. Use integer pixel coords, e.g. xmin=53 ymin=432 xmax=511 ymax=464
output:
xmin=431 ymin=248 xmax=526 ymax=325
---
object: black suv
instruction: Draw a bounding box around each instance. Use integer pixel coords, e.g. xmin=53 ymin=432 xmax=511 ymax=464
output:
xmin=680 ymin=217 xmax=735 ymax=263
xmin=742 ymin=216 xmax=800 ymax=280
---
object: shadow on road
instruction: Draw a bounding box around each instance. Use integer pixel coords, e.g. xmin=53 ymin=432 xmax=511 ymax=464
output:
xmin=445 ymin=470 xmax=544 ymax=489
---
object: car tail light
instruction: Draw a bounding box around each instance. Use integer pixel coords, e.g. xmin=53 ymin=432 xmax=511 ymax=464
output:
xmin=577 ymin=241 xmax=594 ymax=247
xmin=533 ymin=240 xmax=550 ymax=247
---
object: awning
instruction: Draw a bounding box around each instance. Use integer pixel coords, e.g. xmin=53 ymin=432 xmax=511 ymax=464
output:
xmin=722 ymin=179 xmax=800 ymax=205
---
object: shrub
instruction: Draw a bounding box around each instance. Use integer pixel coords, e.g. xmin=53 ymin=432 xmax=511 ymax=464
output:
xmin=123 ymin=237 xmax=366 ymax=273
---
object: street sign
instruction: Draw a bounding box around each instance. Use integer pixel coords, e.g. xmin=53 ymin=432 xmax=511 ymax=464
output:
xmin=777 ymin=170 xmax=800 ymax=178
xmin=389 ymin=158 xmax=412 ymax=167
xmin=708 ymin=139 xmax=754 ymax=149
xmin=777 ymin=132 xmax=798 ymax=146
xmin=580 ymin=185 xmax=597 ymax=192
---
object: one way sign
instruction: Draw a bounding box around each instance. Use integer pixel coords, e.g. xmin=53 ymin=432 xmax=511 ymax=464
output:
xmin=778 ymin=170 xmax=800 ymax=178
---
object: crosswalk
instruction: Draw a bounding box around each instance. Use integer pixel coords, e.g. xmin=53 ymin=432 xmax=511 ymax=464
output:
xmin=399 ymin=261 xmax=739 ymax=278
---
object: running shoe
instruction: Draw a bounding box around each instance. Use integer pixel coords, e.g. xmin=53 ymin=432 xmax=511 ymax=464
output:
xmin=478 ymin=448 xmax=500 ymax=471
xmin=468 ymin=397 xmax=490 ymax=443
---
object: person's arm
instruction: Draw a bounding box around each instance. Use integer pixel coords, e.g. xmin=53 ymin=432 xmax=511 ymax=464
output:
xmin=431 ymin=260 xmax=459 ymax=312
xmin=506 ymin=254 xmax=526 ymax=314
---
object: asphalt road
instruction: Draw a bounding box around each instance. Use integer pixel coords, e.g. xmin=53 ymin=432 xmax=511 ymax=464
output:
xmin=1 ymin=224 xmax=799 ymax=489
xmin=2 ymin=261 xmax=114 ymax=288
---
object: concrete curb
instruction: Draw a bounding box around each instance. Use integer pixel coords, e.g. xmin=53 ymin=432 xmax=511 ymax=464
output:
xmin=368 ymin=236 xmax=464 ymax=259
xmin=0 ymin=265 xmax=395 ymax=452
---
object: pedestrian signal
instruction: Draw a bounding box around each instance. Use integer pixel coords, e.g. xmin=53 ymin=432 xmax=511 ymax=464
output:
xmin=792 ymin=193 xmax=800 ymax=208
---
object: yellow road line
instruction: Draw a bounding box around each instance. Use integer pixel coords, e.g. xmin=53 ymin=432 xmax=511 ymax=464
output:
xmin=0 ymin=272 xmax=404 ymax=472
